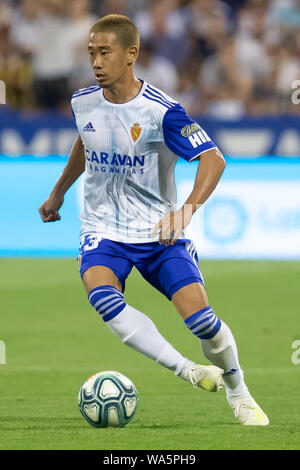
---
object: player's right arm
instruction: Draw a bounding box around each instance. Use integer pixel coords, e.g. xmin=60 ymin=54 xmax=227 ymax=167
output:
xmin=39 ymin=134 xmax=85 ymax=222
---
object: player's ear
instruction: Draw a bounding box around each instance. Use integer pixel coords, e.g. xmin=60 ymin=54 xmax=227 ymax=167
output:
xmin=127 ymin=46 xmax=139 ymax=66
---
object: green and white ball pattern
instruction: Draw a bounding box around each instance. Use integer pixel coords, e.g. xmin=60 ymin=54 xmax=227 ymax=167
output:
xmin=78 ymin=371 xmax=138 ymax=427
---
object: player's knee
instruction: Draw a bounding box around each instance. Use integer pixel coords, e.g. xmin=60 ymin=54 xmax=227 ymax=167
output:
xmin=184 ymin=305 xmax=221 ymax=340
xmin=88 ymin=285 xmax=126 ymax=322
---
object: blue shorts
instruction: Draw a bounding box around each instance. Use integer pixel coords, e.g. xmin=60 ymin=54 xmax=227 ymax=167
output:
xmin=78 ymin=235 xmax=204 ymax=300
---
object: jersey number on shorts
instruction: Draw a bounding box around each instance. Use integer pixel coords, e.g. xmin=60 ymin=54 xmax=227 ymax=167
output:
xmin=80 ymin=235 xmax=102 ymax=252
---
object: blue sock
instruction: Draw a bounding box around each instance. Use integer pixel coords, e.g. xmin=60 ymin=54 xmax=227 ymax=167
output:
xmin=184 ymin=306 xmax=221 ymax=340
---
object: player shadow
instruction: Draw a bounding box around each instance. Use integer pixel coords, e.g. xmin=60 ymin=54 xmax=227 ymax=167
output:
xmin=1 ymin=417 xmax=179 ymax=431
xmin=134 ymin=423 xmax=181 ymax=430
xmin=0 ymin=416 xmax=83 ymax=431
xmin=133 ymin=419 xmax=238 ymax=429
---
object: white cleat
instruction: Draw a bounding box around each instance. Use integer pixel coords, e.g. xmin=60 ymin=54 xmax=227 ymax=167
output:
xmin=184 ymin=364 xmax=224 ymax=392
xmin=228 ymin=393 xmax=269 ymax=426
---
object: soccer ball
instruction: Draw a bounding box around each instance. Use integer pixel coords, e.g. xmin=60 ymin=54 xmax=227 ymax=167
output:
xmin=78 ymin=370 xmax=138 ymax=428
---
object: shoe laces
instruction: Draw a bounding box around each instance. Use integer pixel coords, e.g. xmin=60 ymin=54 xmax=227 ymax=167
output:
xmin=189 ymin=369 xmax=202 ymax=389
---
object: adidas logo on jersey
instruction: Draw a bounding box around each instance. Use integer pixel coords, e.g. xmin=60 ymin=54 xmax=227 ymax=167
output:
xmin=83 ymin=122 xmax=96 ymax=132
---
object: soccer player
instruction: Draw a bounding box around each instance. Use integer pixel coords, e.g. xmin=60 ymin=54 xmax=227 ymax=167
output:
xmin=39 ymin=14 xmax=269 ymax=426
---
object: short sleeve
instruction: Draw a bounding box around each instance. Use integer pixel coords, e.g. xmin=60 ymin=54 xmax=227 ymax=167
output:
xmin=162 ymin=104 xmax=216 ymax=162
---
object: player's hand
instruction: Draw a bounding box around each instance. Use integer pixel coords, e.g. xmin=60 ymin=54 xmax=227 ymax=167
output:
xmin=39 ymin=194 xmax=64 ymax=223
xmin=151 ymin=205 xmax=193 ymax=246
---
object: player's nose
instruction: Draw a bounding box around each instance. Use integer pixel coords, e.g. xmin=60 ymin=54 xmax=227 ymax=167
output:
xmin=92 ymin=54 xmax=103 ymax=69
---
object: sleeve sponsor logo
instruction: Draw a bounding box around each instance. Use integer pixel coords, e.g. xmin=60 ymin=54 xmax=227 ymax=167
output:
xmin=180 ymin=123 xmax=201 ymax=138
xmin=187 ymin=129 xmax=211 ymax=148
xmin=181 ymin=123 xmax=211 ymax=148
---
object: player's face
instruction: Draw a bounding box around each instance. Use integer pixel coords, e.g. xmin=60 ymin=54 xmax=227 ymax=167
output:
xmin=88 ymin=32 xmax=133 ymax=88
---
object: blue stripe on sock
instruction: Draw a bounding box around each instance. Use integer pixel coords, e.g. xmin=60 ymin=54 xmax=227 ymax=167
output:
xmin=88 ymin=285 xmax=125 ymax=322
xmin=184 ymin=306 xmax=213 ymax=326
xmin=189 ymin=312 xmax=215 ymax=332
xmin=88 ymin=285 xmax=121 ymax=302
xmin=94 ymin=295 xmax=123 ymax=313
xmin=193 ymin=316 xmax=218 ymax=337
xmin=102 ymin=302 xmax=126 ymax=322
xmin=185 ymin=306 xmax=221 ymax=339
xmin=198 ymin=318 xmax=221 ymax=339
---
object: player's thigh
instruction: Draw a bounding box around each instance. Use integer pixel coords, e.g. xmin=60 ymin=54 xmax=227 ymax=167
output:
xmin=82 ymin=265 xmax=123 ymax=294
xmin=79 ymin=236 xmax=132 ymax=294
xmin=172 ymin=282 xmax=209 ymax=320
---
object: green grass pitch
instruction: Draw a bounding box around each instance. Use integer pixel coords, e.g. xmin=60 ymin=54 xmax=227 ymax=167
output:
xmin=0 ymin=258 xmax=299 ymax=450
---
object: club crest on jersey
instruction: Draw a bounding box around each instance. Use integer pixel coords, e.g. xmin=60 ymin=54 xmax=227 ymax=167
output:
xmin=131 ymin=123 xmax=142 ymax=142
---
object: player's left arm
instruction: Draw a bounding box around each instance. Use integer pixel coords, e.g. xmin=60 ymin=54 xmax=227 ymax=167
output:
xmin=183 ymin=147 xmax=226 ymax=213
xmin=152 ymin=104 xmax=226 ymax=245
xmin=152 ymin=148 xmax=226 ymax=245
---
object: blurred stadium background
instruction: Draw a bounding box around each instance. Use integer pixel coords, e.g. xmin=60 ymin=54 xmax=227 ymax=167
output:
xmin=1 ymin=0 xmax=300 ymax=258
xmin=1 ymin=0 xmax=300 ymax=451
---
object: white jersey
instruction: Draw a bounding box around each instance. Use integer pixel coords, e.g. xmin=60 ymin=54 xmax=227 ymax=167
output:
xmin=71 ymin=80 xmax=216 ymax=243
